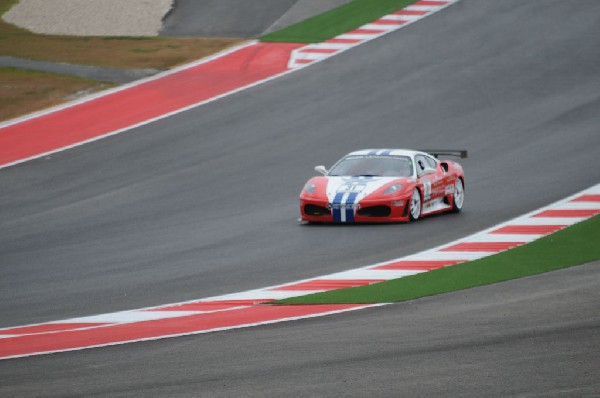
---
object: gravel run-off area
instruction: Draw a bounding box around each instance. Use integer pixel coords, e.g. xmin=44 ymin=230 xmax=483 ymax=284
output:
xmin=3 ymin=0 xmax=173 ymax=36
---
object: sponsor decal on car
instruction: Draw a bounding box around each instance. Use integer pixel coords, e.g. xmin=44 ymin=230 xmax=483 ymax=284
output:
xmin=327 ymin=203 xmax=361 ymax=210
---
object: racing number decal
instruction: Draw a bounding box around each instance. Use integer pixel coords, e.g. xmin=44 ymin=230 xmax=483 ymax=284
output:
xmin=423 ymin=179 xmax=432 ymax=201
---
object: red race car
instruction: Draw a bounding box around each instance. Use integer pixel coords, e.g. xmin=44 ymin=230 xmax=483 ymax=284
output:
xmin=299 ymin=149 xmax=466 ymax=223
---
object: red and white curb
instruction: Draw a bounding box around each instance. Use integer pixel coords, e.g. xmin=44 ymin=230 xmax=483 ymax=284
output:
xmin=0 ymin=183 xmax=598 ymax=360
xmin=288 ymin=0 xmax=461 ymax=68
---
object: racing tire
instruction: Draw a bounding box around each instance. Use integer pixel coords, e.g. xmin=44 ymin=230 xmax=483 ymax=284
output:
xmin=452 ymin=178 xmax=464 ymax=213
xmin=409 ymin=189 xmax=422 ymax=221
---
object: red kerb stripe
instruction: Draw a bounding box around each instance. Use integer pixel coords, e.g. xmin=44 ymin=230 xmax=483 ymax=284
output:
xmin=372 ymin=19 xmax=405 ymax=25
xmin=415 ymin=0 xmax=448 ymax=5
xmin=325 ymin=38 xmax=362 ymax=44
xmin=0 ymin=42 xmax=304 ymax=168
xmin=534 ymin=209 xmax=600 ymax=218
xmin=151 ymin=300 xmax=274 ymax=311
xmin=0 ymin=323 xmax=110 ymax=335
xmin=373 ymin=260 xmax=464 ymax=270
xmin=491 ymin=225 xmax=567 ymax=235
xmin=392 ymin=10 xmax=429 ymax=16
xmin=300 ymin=48 xmax=338 ymax=54
xmin=348 ymin=28 xmax=386 ymax=35
xmin=271 ymin=279 xmax=385 ymax=291
xmin=441 ymin=242 xmax=525 ymax=252
xmin=571 ymin=195 xmax=600 ymax=202
xmin=0 ymin=305 xmax=365 ymax=359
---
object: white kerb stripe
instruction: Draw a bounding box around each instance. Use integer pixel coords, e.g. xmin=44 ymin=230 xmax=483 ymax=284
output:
xmin=392 ymin=14 xmax=423 ymax=22
xmin=337 ymin=33 xmax=380 ymax=41
xmin=402 ymin=251 xmax=492 ymax=261
xmin=201 ymin=289 xmax=321 ymax=301
xmin=54 ymin=310 xmax=201 ymax=324
xmin=323 ymin=269 xmax=423 ymax=280
xmin=465 ymin=234 xmax=541 ymax=243
xmin=404 ymin=5 xmax=439 ymax=12
xmin=362 ymin=24 xmax=399 ymax=31
xmin=519 ymin=217 xmax=585 ymax=225
xmin=379 ymin=15 xmax=410 ymax=21
xmin=307 ymin=43 xmax=353 ymax=50
xmin=557 ymin=202 xmax=600 ymax=209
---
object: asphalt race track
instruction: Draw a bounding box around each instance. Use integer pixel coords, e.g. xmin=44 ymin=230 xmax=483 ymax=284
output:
xmin=161 ymin=0 xmax=351 ymax=37
xmin=1 ymin=0 xmax=600 ymax=396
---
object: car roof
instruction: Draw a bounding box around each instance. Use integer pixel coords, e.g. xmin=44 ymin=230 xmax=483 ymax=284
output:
xmin=345 ymin=149 xmax=432 ymax=158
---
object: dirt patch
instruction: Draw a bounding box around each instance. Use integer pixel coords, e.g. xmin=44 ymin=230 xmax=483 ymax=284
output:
xmin=0 ymin=35 xmax=245 ymax=70
xmin=0 ymin=67 xmax=114 ymax=121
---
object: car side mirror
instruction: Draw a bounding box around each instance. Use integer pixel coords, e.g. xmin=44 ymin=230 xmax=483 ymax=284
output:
xmin=314 ymin=165 xmax=328 ymax=175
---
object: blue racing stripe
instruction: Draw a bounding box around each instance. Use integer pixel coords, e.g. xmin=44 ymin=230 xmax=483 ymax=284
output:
xmin=345 ymin=192 xmax=359 ymax=222
xmin=381 ymin=150 xmax=392 ymax=155
xmin=332 ymin=192 xmax=345 ymax=222
xmin=368 ymin=150 xmax=379 ymax=156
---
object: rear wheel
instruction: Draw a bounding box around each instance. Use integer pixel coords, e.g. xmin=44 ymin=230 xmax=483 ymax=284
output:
xmin=452 ymin=178 xmax=464 ymax=212
xmin=409 ymin=189 xmax=421 ymax=221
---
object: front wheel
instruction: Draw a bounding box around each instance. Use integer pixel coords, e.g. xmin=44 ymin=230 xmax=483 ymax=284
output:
xmin=409 ymin=189 xmax=422 ymax=221
xmin=452 ymin=178 xmax=464 ymax=213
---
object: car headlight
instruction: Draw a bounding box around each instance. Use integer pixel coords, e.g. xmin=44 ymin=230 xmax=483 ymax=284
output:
xmin=384 ymin=184 xmax=404 ymax=195
xmin=304 ymin=182 xmax=316 ymax=194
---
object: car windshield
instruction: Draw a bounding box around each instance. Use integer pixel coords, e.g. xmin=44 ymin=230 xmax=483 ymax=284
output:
xmin=328 ymin=155 xmax=413 ymax=177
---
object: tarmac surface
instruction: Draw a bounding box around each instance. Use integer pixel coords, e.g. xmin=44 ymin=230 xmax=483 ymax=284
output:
xmin=1 ymin=0 xmax=599 ymax=396
xmin=161 ymin=0 xmax=351 ymax=37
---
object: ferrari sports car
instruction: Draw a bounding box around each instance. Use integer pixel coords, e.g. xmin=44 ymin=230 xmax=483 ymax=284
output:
xmin=299 ymin=149 xmax=467 ymax=223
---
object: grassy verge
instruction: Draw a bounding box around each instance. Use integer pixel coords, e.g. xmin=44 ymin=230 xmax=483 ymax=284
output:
xmin=0 ymin=67 xmax=114 ymax=121
xmin=276 ymin=215 xmax=600 ymax=304
xmin=261 ymin=0 xmax=417 ymax=43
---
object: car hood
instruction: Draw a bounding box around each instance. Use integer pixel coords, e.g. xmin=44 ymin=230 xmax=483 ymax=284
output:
xmin=325 ymin=176 xmax=407 ymax=203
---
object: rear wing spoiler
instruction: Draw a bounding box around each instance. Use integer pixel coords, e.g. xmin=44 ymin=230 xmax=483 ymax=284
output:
xmin=420 ymin=149 xmax=468 ymax=159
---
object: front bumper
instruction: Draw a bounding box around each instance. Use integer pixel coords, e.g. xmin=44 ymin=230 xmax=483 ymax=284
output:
xmin=299 ymin=196 xmax=411 ymax=223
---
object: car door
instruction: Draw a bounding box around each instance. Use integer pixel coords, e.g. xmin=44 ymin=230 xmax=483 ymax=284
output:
xmin=415 ymin=155 xmax=434 ymax=202
xmin=416 ymin=155 xmax=446 ymax=202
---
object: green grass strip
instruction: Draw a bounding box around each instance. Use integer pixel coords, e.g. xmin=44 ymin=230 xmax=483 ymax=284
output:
xmin=261 ymin=0 xmax=417 ymax=43
xmin=277 ymin=215 xmax=600 ymax=304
